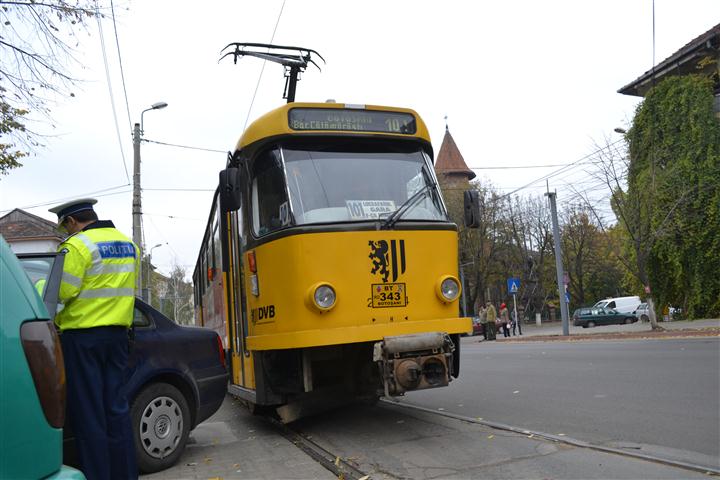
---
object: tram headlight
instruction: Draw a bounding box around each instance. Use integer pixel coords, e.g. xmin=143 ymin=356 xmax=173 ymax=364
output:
xmin=436 ymin=275 xmax=461 ymax=303
xmin=307 ymin=283 xmax=337 ymax=312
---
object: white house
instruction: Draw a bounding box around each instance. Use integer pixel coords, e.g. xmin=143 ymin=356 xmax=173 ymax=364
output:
xmin=0 ymin=209 xmax=63 ymax=253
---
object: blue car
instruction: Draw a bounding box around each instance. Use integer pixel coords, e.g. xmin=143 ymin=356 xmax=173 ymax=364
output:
xmin=17 ymin=251 xmax=228 ymax=474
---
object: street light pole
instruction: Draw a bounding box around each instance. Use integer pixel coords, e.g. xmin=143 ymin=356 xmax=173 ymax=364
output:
xmin=132 ymin=101 xmax=168 ymax=297
xmin=546 ymin=190 xmax=570 ymax=335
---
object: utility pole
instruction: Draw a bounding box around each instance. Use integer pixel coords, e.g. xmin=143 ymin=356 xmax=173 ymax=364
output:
xmin=132 ymin=102 xmax=168 ymax=300
xmin=546 ymin=190 xmax=570 ymax=335
xmin=132 ymin=122 xmax=143 ymax=297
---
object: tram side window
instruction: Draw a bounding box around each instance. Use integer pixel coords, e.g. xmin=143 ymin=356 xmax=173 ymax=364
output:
xmin=251 ymin=148 xmax=289 ymax=236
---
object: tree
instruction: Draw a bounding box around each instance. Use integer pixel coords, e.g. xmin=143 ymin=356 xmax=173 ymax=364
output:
xmin=582 ymin=75 xmax=720 ymax=325
xmin=162 ymin=262 xmax=194 ymax=325
xmin=626 ymin=75 xmax=720 ymax=319
xmin=0 ymin=0 xmax=98 ymax=174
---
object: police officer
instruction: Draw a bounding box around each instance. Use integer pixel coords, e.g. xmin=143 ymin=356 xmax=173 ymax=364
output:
xmin=49 ymin=198 xmax=138 ymax=480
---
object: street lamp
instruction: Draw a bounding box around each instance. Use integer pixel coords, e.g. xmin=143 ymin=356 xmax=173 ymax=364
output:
xmin=146 ymin=243 xmax=164 ymax=305
xmin=614 ymin=127 xmax=627 ymax=134
xmin=132 ymin=101 xmax=168 ymax=296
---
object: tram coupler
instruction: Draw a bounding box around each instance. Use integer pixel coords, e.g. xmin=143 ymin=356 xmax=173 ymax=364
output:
xmin=373 ymin=332 xmax=455 ymax=397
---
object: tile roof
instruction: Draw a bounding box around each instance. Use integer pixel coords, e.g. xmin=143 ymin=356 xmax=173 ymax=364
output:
xmin=619 ymin=22 xmax=720 ymax=96
xmin=0 ymin=209 xmax=62 ymax=241
xmin=435 ymin=127 xmax=476 ymax=180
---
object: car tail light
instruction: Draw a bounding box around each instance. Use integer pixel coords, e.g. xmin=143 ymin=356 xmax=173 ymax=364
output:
xmin=20 ymin=320 xmax=66 ymax=428
xmin=215 ymin=334 xmax=226 ymax=369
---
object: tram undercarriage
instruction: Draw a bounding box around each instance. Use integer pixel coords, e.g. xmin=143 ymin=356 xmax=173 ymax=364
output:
xmin=243 ymin=333 xmax=458 ymax=423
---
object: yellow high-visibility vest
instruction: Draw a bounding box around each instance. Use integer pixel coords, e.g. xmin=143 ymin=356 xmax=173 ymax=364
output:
xmin=55 ymin=223 xmax=139 ymax=331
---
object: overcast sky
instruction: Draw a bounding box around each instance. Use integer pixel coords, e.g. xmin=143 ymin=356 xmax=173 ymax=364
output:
xmin=1 ymin=0 xmax=718 ymax=277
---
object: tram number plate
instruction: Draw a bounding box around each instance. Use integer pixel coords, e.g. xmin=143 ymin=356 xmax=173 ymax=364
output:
xmin=371 ymin=283 xmax=407 ymax=308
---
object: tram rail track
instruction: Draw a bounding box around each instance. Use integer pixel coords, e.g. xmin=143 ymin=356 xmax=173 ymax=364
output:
xmin=379 ymin=398 xmax=720 ymax=477
xmin=266 ymin=416 xmax=371 ymax=480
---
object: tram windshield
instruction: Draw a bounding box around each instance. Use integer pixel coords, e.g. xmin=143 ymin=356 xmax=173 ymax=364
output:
xmin=251 ymin=146 xmax=447 ymax=235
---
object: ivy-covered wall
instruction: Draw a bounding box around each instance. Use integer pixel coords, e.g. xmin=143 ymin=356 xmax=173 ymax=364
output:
xmin=626 ymin=75 xmax=720 ymax=318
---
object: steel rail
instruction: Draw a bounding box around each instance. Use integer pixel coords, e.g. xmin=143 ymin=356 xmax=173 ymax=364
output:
xmin=380 ymin=398 xmax=720 ymax=477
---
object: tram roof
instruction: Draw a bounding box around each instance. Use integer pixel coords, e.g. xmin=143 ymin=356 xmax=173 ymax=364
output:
xmin=235 ymin=102 xmax=431 ymax=151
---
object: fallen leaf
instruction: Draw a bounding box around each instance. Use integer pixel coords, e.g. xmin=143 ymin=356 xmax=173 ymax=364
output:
xmin=438 ymin=407 xmax=445 ymax=411
xmin=513 ymin=390 xmax=520 ymax=394
xmin=359 ymin=476 xmax=370 ymax=480
xmin=334 ymin=456 xmax=341 ymax=466
xmin=396 ymin=420 xmax=404 ymax=424
xmin=557 ymin=433 xmax=566 ymax=436
xmin=487 ymin=435 xmax=494 ymax=439
xmin=186 ymin=462 xmax=198 ymax=466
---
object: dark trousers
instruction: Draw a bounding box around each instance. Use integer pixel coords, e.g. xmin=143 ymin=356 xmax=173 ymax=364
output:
xmin=502 ymin=323 xmax=510 ymax=337
xmin=61 ymin=326 xmax=138 ymax=480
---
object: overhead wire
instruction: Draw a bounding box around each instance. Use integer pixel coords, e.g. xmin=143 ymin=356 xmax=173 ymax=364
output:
xmin=94 ymin=2 xmax=130 ymax=184
xmin=109 ymin=0 xmax=132 ymax=132
xmin=3 ymin=185 xmax=132 ymax=213
xmin=242 ymin=0 xmax=287 ymax=132
xmin=143 ymin=138 xmax=226 ymax=154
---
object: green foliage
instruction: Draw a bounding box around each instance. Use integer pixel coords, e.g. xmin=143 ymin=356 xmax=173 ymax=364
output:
xmin=626 ymin=75 xmax=720 ymax=318
xmin=0 ymin=96 xmax=28 ymax=174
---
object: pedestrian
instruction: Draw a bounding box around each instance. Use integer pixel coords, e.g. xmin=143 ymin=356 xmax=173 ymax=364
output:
xmin=510 ymin=309 xmax=517 ymax=336
xmin=485 ymin=301 xmax=497 ymax=340
xmin=499 ymin=303 xmax=510 ymax=337
xmin=49 ymin=198 xmax=139 ymax=480
xmin=477 ymin=303 xmax=488 ymax=340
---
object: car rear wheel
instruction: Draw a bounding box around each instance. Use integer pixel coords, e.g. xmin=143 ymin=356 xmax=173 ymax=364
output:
xmin=587 ymin=321 xmax=596 ymax=328
xmin=131 ymin=382 xmax=191 ymax=473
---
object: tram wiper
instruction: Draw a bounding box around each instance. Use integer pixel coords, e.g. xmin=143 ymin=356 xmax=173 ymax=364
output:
xmin=381 ymin=184 xmax=434 ymax=230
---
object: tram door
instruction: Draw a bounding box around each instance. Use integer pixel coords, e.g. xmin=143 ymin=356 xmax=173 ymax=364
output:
xmin=229 ymin=210 xmax=254 ymax=389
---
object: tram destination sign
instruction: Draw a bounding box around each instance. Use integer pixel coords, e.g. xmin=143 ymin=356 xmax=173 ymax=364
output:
xmin=288 ymin=108 xmax=417 ymax=135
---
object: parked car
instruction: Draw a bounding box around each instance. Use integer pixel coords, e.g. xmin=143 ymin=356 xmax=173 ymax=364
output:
xmin=572 ymin=306 xmax=638 ymax=328
xmin=592 ymin=296 xmax=641 ymax=315
xmin=17 ymin=251 xmax=229 ymax=474
xmin=465 ymin=316 xmax=484 ymax=336
xmin=633 ymin=303 xmax=650 ymax=322
xmin=0 ymin=237 xmax=85 ymax=479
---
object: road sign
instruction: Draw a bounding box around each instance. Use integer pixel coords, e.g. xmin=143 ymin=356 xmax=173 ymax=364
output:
xmin=507 ymin=277 xmax=520 ymax=294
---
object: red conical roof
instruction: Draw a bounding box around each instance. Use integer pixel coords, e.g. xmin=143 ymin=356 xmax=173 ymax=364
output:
xmin=435 ymin=127 xmax=476 ymax=181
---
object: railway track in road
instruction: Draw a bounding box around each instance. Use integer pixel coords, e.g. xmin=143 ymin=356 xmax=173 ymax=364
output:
xmin=380 ymin=398 xmax=720 ymax=477
xmin=257 ymin=397 xmax=718 ymax=479
xmin=266 ymin=416 xmax=371 ymax=480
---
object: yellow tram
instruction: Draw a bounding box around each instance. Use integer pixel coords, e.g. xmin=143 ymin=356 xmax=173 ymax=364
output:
xmin=193 ymin=101 xmax=474 ymax=421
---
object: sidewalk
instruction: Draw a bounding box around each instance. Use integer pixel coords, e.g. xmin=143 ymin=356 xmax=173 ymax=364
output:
xmin=470 ymin=318 xmax=720 ymax=342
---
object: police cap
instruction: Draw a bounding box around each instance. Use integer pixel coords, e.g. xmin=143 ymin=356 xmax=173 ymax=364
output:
xmin=49 ymin=198 xmax=98 ymax=223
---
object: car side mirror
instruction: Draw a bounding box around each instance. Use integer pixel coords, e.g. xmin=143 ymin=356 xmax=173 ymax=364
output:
xmin=219 ymin=167 xmax=243 ymax=212
xmin=463 ymin=190 xmax=481 ymax=228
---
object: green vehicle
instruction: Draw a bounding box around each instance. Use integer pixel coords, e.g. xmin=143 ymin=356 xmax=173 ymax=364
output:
xmin=0 ymin=235 xmax=84 ymax=480
xmin=572 ymin=306 xmax=638 ymax=328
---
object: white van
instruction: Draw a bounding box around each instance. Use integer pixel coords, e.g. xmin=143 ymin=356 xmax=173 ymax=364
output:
xmin=593 ymin=296 xmax=641 ymax=314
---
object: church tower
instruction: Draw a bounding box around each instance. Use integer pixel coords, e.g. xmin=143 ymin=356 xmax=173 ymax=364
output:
xmin=434 ymin=126 xmax=475 ymax=188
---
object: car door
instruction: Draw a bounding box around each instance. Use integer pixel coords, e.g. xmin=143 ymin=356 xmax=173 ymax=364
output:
xmin=16 ymin=252 xmax=65 ymax=322
xmin=595 ymin=307 xmax=610 ymax=325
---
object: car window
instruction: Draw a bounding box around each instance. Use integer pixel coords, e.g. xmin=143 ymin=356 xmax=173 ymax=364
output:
xmin=17 ymin=257 xmax=53 ymax=295
xmin=16 ymin=253 xmax=64 ymax=322
xmin=133 ymin=306 xmax=152 ymax=328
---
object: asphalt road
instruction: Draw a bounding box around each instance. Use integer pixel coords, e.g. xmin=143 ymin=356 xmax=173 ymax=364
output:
xmin=402 ymin=337 xmax=720 ymax=470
